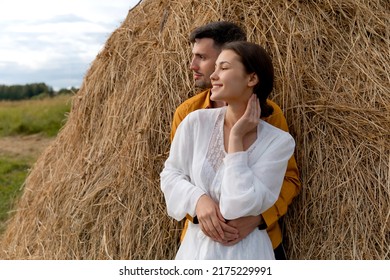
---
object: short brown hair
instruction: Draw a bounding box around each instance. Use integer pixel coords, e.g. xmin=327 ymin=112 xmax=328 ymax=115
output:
xmin=189 ymin=21 xmax=247 ymax=48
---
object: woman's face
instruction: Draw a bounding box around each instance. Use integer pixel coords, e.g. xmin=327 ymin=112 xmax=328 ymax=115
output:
xmin=210 ymin=49 xmax=255 ymax=104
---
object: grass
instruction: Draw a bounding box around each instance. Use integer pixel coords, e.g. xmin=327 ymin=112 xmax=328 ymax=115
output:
xmin=0 ymin=94 xmax=71 ymax=137
xmin=0 ymin=94 xmax=72 ymax=232
xmin=0 ymin=157 xmax=30 ymax=232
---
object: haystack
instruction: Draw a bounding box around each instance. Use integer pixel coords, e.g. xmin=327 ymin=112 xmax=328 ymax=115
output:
xmin=1 ymin=0 xmax=389 ymax=259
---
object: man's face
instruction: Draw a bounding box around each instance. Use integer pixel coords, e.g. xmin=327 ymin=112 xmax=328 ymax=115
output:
xmin=190 ymin=38 xmax=221 ymax=89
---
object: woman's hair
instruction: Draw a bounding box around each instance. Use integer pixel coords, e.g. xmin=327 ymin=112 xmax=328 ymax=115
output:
xmin=222 ymin=41 xmax=274 ymax=118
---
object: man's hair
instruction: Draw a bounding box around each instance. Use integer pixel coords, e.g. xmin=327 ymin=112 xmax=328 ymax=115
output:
xmin=189 ymin=21 xmax=247 ymax=48
xmin=222 ymin=41 xmax=274 ymax=118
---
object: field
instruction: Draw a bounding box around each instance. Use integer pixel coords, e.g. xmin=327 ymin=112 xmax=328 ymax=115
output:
xmin=0 ymin=95 xmax=71 ymax=232
xmin=0 ymin=94 xmax=71 ymax=137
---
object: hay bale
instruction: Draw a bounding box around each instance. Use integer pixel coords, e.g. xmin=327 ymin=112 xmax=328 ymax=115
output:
xmin=1 ymin=0 xmax=389 ymax=259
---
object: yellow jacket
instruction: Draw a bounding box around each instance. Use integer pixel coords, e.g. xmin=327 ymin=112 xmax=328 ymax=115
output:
xmin=170 ymin=89 xmax=301 ymax=249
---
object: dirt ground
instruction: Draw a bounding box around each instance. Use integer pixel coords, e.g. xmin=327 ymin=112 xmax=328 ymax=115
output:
xmin=0 ymin=134 xmax=54 ymax=160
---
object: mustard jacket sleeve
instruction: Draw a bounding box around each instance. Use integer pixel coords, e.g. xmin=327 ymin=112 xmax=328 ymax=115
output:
xmin=170 ymin=103 xmax=189 ymax=142
xmin=261 ymin=100 xmax=301 ymax=227
xmin=170 ymin=90 xmax=211 ymax=142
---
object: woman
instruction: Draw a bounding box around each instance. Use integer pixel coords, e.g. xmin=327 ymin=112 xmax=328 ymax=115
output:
xmin=160 ymin=41 xmax=295 ymax=259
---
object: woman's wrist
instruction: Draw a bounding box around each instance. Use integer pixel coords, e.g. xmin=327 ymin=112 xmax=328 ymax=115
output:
xmin=228 ymin=134 xmax=244 ymax=153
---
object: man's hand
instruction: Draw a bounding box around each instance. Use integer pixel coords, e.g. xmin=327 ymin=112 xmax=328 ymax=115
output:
xmin=222 ymin=215 xmax=262 ymax=246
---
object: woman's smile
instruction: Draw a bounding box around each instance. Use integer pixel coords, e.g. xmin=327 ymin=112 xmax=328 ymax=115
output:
xmin=212 ymin=83 xmax=223 ymax=90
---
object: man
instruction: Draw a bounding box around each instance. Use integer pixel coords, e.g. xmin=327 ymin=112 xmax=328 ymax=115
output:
xmin=170 ymin=21 xmax=301 ymax=259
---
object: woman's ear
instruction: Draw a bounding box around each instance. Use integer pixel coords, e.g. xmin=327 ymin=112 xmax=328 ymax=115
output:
xmin=248 ymin=73 xmax=259 ymax=87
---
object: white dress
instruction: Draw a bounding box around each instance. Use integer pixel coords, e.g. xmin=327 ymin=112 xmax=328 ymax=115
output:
xmin=160 ymin=107 xmax=295 ymax=260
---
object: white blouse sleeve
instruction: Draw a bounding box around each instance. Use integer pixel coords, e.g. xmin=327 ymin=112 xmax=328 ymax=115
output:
xmin=160 ymin=114 xmax=206 ymax=221
xmin=219 ymin=132 xmax=295 ymax=220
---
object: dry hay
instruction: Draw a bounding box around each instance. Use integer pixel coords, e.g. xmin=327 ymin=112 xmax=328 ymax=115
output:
xmin=0 ymin=0 xmax=389 ymax=259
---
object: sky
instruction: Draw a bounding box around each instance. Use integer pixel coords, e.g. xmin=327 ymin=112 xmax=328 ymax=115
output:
xmin=0 ymin=0 xmax=141 ymax=90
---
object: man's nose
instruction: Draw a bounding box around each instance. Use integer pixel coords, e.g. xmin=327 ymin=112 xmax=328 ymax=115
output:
xmin=190 ymin=58 xmax=198 ymax=71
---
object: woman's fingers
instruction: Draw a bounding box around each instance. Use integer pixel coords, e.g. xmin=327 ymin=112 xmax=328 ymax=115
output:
xmin=196 ymin=195 xmax=225 ymax=242
xmin=210 ymin=216 xmax=225 ymax=241
xmin=256 ymin=95 xmax=261 ymax=119
xmin=199 ymin=216 xmax=225 ymax=242
xmin=230 ymin=94 xmax=260 ymax=143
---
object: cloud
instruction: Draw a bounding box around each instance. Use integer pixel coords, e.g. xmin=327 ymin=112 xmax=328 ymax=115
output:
xmin=0 ymin=15 xmax=109 ymax=89
xmin=39 ymin=14 xmax=88 ymax=24
xmin=0 ymin=0 xmax=137 ymax=90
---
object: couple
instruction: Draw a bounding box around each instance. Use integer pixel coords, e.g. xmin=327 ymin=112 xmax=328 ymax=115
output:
xmin=160 ymin=21 xmax=300 ymax=260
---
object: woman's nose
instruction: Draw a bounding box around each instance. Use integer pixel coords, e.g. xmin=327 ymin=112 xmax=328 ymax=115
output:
xmin=210 ymin=70 xmax=218 ymax=80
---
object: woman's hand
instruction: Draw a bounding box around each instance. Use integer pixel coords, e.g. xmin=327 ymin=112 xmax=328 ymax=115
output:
xmin=195 ymin=195 xmax=227 ymax=242
xmin=229 ymin=94 xmax=261 ymax=153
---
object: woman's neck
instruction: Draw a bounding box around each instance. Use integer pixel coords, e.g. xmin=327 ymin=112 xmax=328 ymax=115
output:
xmin=211 ymin=100 xmax=226 ymax=108
xmin=224 ymin=102 xmax=247 ymax=129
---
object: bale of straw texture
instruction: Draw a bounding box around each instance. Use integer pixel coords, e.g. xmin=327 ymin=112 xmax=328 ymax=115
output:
xmin=1 ymin=0 xmax=389 ymax=259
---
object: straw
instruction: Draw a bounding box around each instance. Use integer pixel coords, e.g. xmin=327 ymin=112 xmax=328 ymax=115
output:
xmin=1 ymin=0 xmax=388 ymax=259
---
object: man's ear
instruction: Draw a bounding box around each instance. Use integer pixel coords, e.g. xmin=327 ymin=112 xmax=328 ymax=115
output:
xmin=248 ymin=73 xmax=259 ymax=87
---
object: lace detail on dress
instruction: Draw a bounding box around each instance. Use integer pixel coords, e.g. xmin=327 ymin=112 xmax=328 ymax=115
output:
xmin=200 ymin=107 xmax=259 ymax=200
xmin=205 ymin=109 xmax=226 ymax=173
